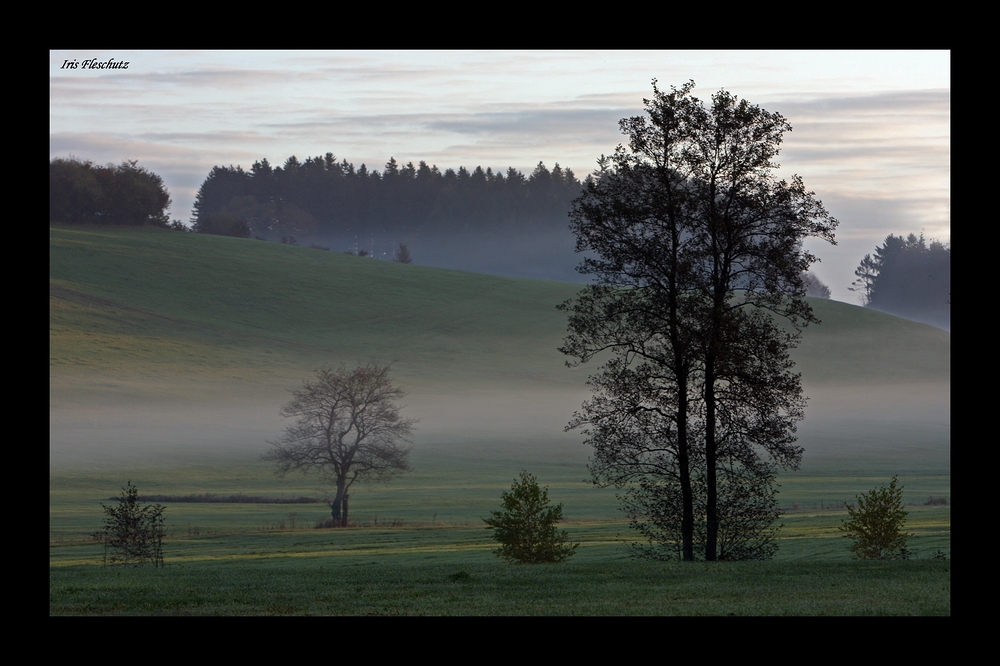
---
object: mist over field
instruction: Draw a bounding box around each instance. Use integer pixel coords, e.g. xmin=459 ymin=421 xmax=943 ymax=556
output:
xmin=49 ymin=226 xmax=949 ymax=485
xmin=49 ymin=382 xmax=593 ymax=467
xmin=49 ymin=374 xmax=949 ymax=479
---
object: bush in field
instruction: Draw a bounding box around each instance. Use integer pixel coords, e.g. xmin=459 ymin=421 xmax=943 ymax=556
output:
xmin=839 ymin=476 xmax=913 ymax=560
xmin=101 ymin=481 xmax=166 ymax=567
xmin=394 ymin=242 xmax=412 ymax=264
xmin=484 ymin=471 xmax=578 ymax=564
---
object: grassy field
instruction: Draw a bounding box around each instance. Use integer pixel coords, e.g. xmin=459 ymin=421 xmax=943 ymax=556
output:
xmin=49 ymin=226 xmax=950 ymax=615
xmin=49 ymin=558 xmax=950 ymax=616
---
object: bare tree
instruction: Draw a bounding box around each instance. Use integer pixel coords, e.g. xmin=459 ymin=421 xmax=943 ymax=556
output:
xmin=263 ymin=361 xmax=415 ymax=526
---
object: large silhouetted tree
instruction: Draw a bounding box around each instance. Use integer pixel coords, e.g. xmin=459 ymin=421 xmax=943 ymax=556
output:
xmin=560 ymin=80 xmax=836 ymax=561
xmin=263 ymin=361 xmax=415 ymax=526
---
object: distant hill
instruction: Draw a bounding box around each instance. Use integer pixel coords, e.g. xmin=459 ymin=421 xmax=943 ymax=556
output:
xmin=50 ymin=226 xmax=949 ymax=472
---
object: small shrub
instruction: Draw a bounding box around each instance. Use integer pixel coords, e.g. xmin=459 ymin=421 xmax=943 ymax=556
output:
xmin=924 ymin=496 xmax=949 ymax=506
xmin=483 ymin=470 xmax=578 ymax=564
xmin=394 ymin=242 xmax=412 ymax=264
xmin=839 ymin=476 xmax=913 ymax=560
xmin=101 ymin=481 xmax=166 ymax=567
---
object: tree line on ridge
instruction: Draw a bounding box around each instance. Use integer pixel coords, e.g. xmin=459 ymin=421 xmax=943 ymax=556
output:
xmin=190 ymin=154 xmax=584 ymax=242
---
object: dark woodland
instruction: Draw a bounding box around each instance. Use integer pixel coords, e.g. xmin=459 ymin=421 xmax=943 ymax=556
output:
xmin=851 ymin=233 xmax=950 ymax=330
xmin=190 ymin=155 xmax=582 ymax=240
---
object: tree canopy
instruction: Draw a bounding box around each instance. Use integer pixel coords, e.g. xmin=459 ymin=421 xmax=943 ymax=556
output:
xmin=803 ymin=272 xmax=831 ymax=299
xmin=851 ymin=232 xmax=950 ymax=329
xmin=561 ymin=80 xmax=836 ymax=561
xmin=50 ymin=158 xmax=171 ymax=227
xmin=189 ymin=153 xmax=582 ymax=241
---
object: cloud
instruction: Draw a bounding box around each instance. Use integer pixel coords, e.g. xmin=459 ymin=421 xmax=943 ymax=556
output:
xmin=774 ymin=88 xmax=950 ymax=116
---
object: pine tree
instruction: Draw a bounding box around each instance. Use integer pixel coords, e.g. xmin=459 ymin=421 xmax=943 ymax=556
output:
xmin=484 ymin=471 xmax=578 ymax=564
xmin=101 ymin=481 xmax=166 ymax=567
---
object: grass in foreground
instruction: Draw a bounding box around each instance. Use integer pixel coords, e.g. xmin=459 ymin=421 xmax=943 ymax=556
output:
xmin=49 ymin=558 xmax=949 ymax=616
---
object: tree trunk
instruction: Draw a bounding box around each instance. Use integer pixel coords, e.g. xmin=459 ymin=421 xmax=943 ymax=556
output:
xmin=667 ymin=229 xmax=694 ymax=563
xmin=677 ymin=372 xmax=694 ymax=562
xmin=705 ymin=359 xmax=718 ymax=561
xmin=330 ymin=478 xmax=347 ymax=525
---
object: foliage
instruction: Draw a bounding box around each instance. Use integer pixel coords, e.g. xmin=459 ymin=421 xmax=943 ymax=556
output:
xmin=624 ymin=458 xmax=782 ymax=561
xmin=50 ymin=158 xmax=171 ymax=227
xmin=192 ymin=213 xmax=250 ymax=238
xmin=850 ymin=233 xmax=950 ymax=329
xmin=101 ymin=481 xmax=166 ymax=567
xmin=840 ymin=476 xmax=914 ymax=560
xmin=190 ymin=152 xmax=583 ymax=242
xmin=803 ymin=272 xmax=831 ymax=299
xmin=263 ymin=361 xmax=415 ymax=527
xmin=394 ymin=242 xmax=413 ymax=264
xmin=484 ymin=471 xmax=578 ymax=564
xmin=560 ymin=80 xmax=835 ymax=561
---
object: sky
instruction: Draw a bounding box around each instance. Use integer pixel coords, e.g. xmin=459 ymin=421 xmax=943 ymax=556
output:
xmin=49 ymin=50 xmax=950 ymax=303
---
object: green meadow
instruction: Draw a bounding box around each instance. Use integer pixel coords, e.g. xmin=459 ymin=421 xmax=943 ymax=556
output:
xmin=50 ymin=226 xmax=950 ymax=615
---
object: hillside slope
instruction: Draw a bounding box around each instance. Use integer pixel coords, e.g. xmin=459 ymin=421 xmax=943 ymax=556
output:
xmin=50 ymin=226 xmax=949 ymax=472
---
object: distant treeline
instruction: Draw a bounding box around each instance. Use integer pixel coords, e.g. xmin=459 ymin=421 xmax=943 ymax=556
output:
xmin=50 ymin=157 xmax=171 ymax=227
xmin=851 ymin=232 xmax=950 ymax=329
xmin=190 ymin=153 xmax=584 ymax=240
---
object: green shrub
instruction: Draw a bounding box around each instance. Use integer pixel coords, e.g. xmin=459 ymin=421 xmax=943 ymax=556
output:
xmin=839 ymin=476 xmax=913 ymax=560
xmin=101 ymin=481 xmax=166 ymax=567
xmin=483 ymin=471 xmax=578 ymax=564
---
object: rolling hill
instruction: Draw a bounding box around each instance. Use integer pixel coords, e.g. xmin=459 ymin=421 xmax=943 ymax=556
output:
xmin=50 ymin=226 xmax=949 ymax=475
